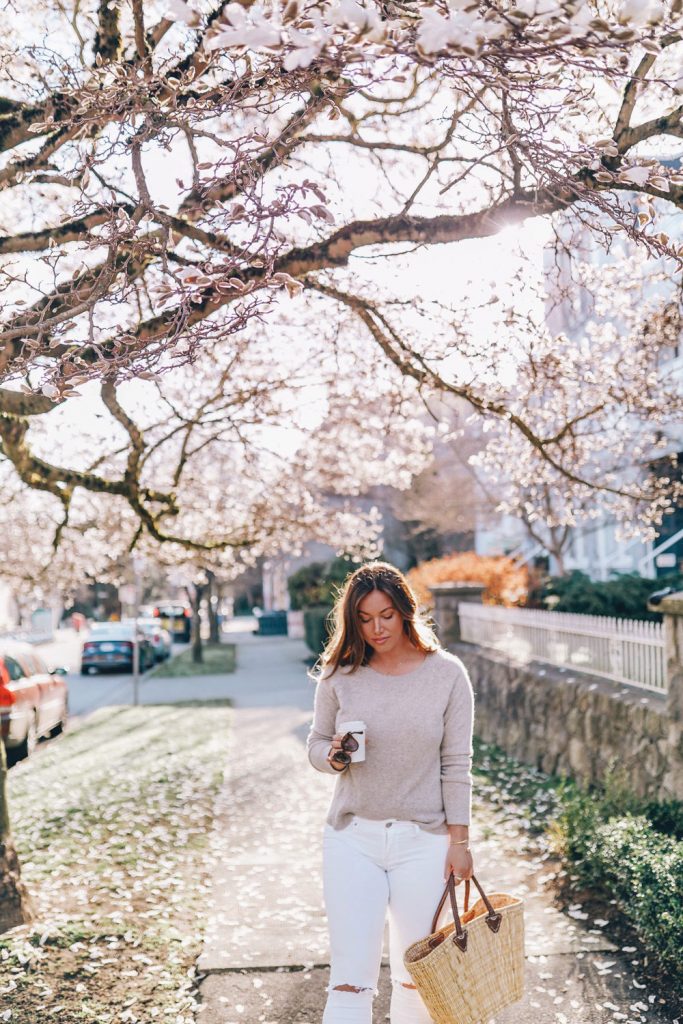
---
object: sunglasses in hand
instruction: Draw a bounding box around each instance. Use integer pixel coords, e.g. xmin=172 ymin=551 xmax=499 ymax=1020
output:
xmin=331 ymin=731 xmax=361 ymax=766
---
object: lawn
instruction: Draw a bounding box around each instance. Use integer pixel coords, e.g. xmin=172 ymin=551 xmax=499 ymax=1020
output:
xmin=0 ymin=701 xmax=232 ymax=1023
xmin=149 ymin=642 xmax=236 ymax=678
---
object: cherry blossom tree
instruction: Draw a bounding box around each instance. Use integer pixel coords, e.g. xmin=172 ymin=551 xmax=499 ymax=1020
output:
xmin=1 ymin=0 xmax=683 ymax=550
xmin=0 ymin=323 xmax=433 ymax=592
xmin=469 ymin=242 xmax=683 ymax=550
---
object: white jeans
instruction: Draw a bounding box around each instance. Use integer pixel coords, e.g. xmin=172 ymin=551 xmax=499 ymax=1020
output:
xmin=322 ymin=815 xmax=450 ymax=1024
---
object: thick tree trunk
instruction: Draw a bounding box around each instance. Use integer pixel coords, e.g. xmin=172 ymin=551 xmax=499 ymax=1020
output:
xmin=0 ymin=742 xmax=34 ymax=933
xmin=0 ymin=836 xmax=34 ymax=933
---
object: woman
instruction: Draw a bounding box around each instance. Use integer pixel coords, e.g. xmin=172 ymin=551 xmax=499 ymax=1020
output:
xmin=307 ymin=561 xmax=475 ymax=1024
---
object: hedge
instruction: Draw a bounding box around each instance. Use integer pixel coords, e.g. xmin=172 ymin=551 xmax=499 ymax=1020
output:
xmin=303 ymin=606 xmax=333 ymax=657
xmin=557 ymin=784 xmax=683 ymax=988
xmin=533 ymin=570 xmax=683 ymax=621
xmin=287 ymin=556 xmax=359 ymax=611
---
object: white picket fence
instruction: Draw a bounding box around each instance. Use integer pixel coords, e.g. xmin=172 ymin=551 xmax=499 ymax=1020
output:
xmin=459 ymin=603 xmax=666 ymax=693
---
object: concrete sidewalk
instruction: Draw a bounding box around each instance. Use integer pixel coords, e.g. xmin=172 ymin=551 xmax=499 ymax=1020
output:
xmin=196 ymin=634 xmax=676 ymax=1024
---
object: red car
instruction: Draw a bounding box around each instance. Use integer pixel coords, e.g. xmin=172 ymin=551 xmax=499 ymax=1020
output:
xmin=0 ymin=642 xmax=69 ymax=766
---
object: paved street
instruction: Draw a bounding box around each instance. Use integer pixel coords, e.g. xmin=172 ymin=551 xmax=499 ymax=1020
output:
xmin=193 ymin=631 xmax=678 ymax=1024
xmin=32 ymin=620 xmax=262 ymax=721
xmin=34 ymin=627 xmax=159 ymax=719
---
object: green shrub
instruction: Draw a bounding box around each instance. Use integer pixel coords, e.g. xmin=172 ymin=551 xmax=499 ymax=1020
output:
xmin=473 ymin=742 xmax=683 ymax=991
xmin=590 ymin=816 xmax=683 ymax=976
xmin=288 ymin=556 xmax=360 ymax=611
xmin=288 ymin=562 xmax=328 ymax=611
xmin=531 ymin=570 xmax=683 ymax=621
xmin=556 ymin=774 xmax=683 ymax=989
xmin=555 ymin=783 xmax=603 ymax=863
xmin=303 ymin=606 xmax=334 ymax=656
xmin=644 ymin=799 xmax=683 ymax=841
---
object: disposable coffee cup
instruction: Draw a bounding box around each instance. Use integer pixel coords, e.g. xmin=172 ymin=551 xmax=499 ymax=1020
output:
xmin=339 ymin=720 xmax=366 ymax=763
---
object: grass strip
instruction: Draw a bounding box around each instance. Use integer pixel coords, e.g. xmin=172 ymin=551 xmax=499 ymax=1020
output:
xmin=1 ymin=701 xmax=232 ymax=1023
xmin=149 ymin=642 xmax=236 ymax=678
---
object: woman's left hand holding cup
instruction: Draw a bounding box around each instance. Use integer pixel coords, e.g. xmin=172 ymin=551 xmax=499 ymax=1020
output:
xmin=327 ymin=733 xmax=348 ymax=772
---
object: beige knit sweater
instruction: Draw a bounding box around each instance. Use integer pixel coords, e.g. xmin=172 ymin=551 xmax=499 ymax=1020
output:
xmin=307 ymin=647 xmax=474 ymax=834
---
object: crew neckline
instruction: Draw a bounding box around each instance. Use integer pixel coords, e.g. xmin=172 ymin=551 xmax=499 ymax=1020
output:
xmin=366 ymin=650 xmax=435 ymax=678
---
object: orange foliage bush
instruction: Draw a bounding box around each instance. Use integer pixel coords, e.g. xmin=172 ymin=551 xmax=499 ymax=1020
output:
xmin=407 ymin=552 xmax=529 ymax=608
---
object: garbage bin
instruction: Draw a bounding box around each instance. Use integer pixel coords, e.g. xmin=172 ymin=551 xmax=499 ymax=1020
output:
xmin=257 ymin=610 xmax=288 ymax=636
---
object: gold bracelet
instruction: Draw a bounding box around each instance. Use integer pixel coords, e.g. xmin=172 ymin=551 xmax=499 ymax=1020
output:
xmin=449 ymin=838 xmax=469 ymax=846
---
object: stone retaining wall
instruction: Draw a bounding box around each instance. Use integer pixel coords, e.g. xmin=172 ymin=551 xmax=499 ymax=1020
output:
xmin=430 ymin=582 xmax=683 ymax=800
xmin=453 ymin=642 xmax=679 ymax=798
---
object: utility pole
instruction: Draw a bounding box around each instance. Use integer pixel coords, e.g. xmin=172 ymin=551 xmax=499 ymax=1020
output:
xmin=131 ymin=555 xmax=145 ymax=706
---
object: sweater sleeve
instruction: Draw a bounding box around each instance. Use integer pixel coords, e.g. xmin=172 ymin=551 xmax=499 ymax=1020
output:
xmin=307 ymin=675 xmax=343 ymax=775
xmin=440 ymin=662 xmax=474 ymax=826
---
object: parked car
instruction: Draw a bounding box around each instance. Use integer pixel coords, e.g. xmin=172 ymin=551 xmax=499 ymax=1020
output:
xmin=135 ymin=619 xmax=173 ymax=663
xmin=80 ymin=622 xmax=155 ymax=675
xmin=151 ymin=604 xmax=192 ymax=642
xmin=0 ymin=642 xmax=69 ymax=765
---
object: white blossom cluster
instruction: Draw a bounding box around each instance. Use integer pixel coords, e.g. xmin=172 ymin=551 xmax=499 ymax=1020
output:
xmin=163 ymin=0 xmax=681 ymax=67
xmin=3 ymin=0 xmax=683 ymax=566
xmin=471 ymin=248 xmax=683 ymax=540
xmin=0 ymin=326 xmax=432 ymax=591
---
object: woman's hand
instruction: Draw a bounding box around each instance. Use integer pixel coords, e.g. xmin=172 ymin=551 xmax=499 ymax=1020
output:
xmin=327 ymin=733 xmax=348 ymax=772
xmin=444 ymin=843 xmax=474 ymax=885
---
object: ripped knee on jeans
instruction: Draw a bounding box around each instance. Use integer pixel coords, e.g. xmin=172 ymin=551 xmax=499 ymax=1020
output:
xmin=333 ymin=985 xmax=372 ymax=993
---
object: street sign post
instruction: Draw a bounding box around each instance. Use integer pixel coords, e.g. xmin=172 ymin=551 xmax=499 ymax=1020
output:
xmin=131 ymin=556 xmax=146 ymax=707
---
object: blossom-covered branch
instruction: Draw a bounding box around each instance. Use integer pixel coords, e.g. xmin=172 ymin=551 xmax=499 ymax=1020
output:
xmin=0 ymin=0 xmax=682 ymax=549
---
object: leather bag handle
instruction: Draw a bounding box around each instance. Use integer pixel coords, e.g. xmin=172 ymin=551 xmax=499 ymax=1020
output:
xmin=430 ymin=877 xmax=469 ymax=936
xmin=429 ymin=874 xmax=503 ymax=953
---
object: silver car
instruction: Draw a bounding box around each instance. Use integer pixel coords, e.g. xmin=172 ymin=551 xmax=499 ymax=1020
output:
xmin=135 ymin=619 xmax=173 ymax=663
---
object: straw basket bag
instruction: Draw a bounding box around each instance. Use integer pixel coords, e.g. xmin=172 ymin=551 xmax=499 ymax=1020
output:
xmin=403 ymin=874 xmax=524 ymax=1024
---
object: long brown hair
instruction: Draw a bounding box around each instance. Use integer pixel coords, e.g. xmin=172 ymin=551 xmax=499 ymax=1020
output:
xmin=315 ymin=561 xmax=439 ymax=679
